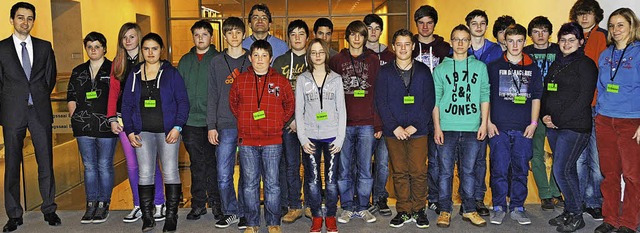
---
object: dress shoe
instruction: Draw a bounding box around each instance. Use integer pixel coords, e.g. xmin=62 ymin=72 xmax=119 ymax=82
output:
xmin=44 ymin=212 xmax=62 ymax=226
xmin=2 ymin=218 xmax=22 ymax=232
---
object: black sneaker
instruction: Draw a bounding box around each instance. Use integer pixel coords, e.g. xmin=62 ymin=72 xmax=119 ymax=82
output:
xmin=378 ymin=198 xmax=392 ymax=216
xmin=475 ymin=200 xmax=490 ymax=216
xmin=367 ymin=202 xmax=379 ymax=214
xmin=594 ymin=222 xmax=616 ymax=233
xmin=584 ymin=207 xmax=603 ymax=221
xmin=81 ymin=201 xmax=97 ymax=224
xmin=211 ymin=206 xmax=224 ymax=220
xmin=556 ymin=213 xmax=585 ymax=232
xmin=427 ymin=201 xmax=440 ymax=214
xmin=541 ymin=198 xmax=555 ymax=210
xmin=389 ymin=212 xmax=412 ymax=228
xmin=413 ymin=209 xmax=430 ymax=229
xmin=549 ymin=211 xmax=570 ymax=226
xmin=553 ymin=196 xmax=565 ymax=209
xmin=214 ymin=214 xmax=239 ymax=228
xmin=237 ymin=217 xmax=247 ymax=230
xmin=186 ymin=207 xmax=207 ymax=220
xmin=92 ymin=202 xmax=109 ymax=224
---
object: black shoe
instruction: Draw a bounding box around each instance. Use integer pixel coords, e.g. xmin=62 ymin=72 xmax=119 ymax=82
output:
xmin=427 ymin=201 xmax=440 ymax=214
xmin=163 ymin=184 xmax=182 ymax=232
xmin=139 ymin=185 xmax=156 ymax=232
xmin=215 ymin=214 xmax=239 ymax=228
xmin=211 ymin=205 xmax=224 ymax=220
xmin=584 ymin=207 xmax=603 ymax=221
xmin=92 ymin=202 xmax=110 ymax=224
xmin=553 ymin=196 xmax=565 ymax=209
xmin=617 ymin=226 xmax=635 ymax=233
xmin=549 ymin=211 xmax=570 ymax=226
xmin=367 ymin=202 xmax=379 ymax=214
xmin=378 ymin=198 xmax=392 ymax=216
xmin=237 ymin=217 xmax=247 ymax=230
xmin=2 ymin=218 xmax=22 ymax=232
xmin=44 ymin=212 xmax=61 ymax=226
xmin=541 ymin=198 xmax=555 ymax=211
xmin=556 ymin=213 xmax=584 ymax=232
xmin=81 ymin=201 xmax=98 ymax=224
xmin=594 ymin=222 xmax=616 ymax=233
xmin=389 ymin=212 xmax=412 ymax=228
xmin=186 ymin=207 xmax=207 ymax=220
xmin=475 ymin=200 xmax=490 ymax=216
xmin=413 ymin=208 xmax=430 ymax=229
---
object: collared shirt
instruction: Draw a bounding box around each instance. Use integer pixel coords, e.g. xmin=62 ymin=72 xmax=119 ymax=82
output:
xmin=12 ymin=33 xmax=33 ymax=68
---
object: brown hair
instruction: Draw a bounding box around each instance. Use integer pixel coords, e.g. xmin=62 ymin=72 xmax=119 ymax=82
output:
xmin=607 ymin=8 xmax=640 ymax=46
xmin=306 ymin=38 xmax=330 ymax=73
xmin=112 ymin=23 xmax=143 ymax=81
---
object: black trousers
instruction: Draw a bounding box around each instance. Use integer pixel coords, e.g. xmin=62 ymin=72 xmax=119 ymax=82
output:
xmin=182 ymin=125 xmax=220 ymax=208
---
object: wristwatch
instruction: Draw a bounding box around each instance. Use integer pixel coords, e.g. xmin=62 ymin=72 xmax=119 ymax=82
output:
xmin=173 ymin=126 xmax=182 ymax=132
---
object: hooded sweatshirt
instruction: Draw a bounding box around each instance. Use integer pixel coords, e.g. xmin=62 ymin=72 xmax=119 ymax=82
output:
xmin=597 ymin=41 xmax=640 ymax=119
xmin=433 ymin=56 xmax=490 ymax=132
xmin=412 ymin=34 xmax=451 ymax=70
xmin=207 ymin=49 xmax=251 ymax=130
xmin=273 ymin=49 xmax=308 ymax=91
xmin=366 ymin=43 xmax=395 ymax=66
xmin=177 ymin=45 xmax=218 ymax=127
xmin=229 ymin=66 xmax=295 ymax=146
xmin=487 ymin=53 xmax=543 ymax=131
xmin=468 ymin=39 xmax=503 ymax=64
xmin=295 ymin=70 xmax=346 ymax=148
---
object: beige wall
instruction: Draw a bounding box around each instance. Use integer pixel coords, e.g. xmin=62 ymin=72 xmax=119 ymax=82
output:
xmin=1 ymin=0 xmax=54 ymax=41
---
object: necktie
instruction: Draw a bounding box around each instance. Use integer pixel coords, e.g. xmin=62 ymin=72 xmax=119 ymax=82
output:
xmin=21 ymin=42 xmax=33 ymax=105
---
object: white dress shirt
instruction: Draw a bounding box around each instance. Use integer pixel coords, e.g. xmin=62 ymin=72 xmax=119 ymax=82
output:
xmin=12 ymin=33 xmax=34 ymax=69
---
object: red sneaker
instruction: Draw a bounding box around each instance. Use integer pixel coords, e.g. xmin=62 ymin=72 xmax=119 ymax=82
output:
xmin=310 ymin=217 xmax=323 ymax=233
xmin=325 ymin=216 xmax=338 ymax=233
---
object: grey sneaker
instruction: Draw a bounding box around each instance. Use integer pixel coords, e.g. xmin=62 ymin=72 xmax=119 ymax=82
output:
xmin=510 ymin=207 xmax=531 ymax=225
xmin=338 ymin=210 xmax=354 ymax=224
xmin=358 ymin=210 xmax=377 ymax=223
xmin=489 ymin=206 xmax=506 ymax=225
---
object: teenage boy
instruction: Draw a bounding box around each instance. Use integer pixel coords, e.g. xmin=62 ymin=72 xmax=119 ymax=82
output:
xmin=492 ymin=15 xmax=516 ymax=51
xmin=272 ymin=19 xmax=308 ymax=224
xmin=313 ymin=18 xmax=338 ymax=57
xmin=207 ymin=17 xmax=250 ymax=230
xmin=242 ymin=3 xmax=288 ymax=60
xmin=411 ymin=5 xmax=450 ymax=215
xmin=329 ymin=20 xmax=381 ymax=224
xmin=363 ymin=13 xmax=394 ymax=217
xmin=569 ymin=0 xmax=607 ymax=220
xmin=229 ymin=39 xmax=294 ymax=233
xmin=376 ymin=29 xmax=435 ymax=229
xmin=177 ymin=19 xmax=222 ymax=221
xmin=522 ymin=16 xmax=564 ymax=211
xmin=486 ymin=24 xmax=542 ymax=225
xmin=432 ymin=24 xmax=489 ymax=228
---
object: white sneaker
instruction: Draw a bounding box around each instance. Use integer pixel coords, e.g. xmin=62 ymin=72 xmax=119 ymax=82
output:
xmin=338 ymin=210 xmax=354 ymax=224
xmin=154 ymin=204 xmax=166 ymax=222
xmin=358 ymin=210 xmax=377 ymax=223
xmin=123 ymin=206 xmax=142 ymax=223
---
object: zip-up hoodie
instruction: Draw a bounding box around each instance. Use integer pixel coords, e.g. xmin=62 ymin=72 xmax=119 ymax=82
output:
xmin=366 ymin=44 xmax=395 ymax=66
xmin=295 ymin=70 xmax=346 ymax=148
xmin=229 ymin=66 xmax=295 ymax=146
xmin=207 ymin=49 xmax=250 ymax=130
xmin=122 ymin=61 xmax=190 ymax=136
xmin=433 ymin=56 xmax=490 ymax=132
xmin=273 ymin=49 xmax=308 ymax=91
xmin=487 ymin=53 xmax=543 ymax=131
xmin=177 ymin=45 xmax=218 ymax=127
xmin=412 ymin=34 xmax=451 ymax=70
xmin=597 ymin=41 xmax=640 ymax=119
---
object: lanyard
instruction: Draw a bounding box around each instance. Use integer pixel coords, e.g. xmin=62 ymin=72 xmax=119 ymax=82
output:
xmin=223 ymin=54 xmax=246 ymax=76
xmin=394 ymin=60 xmax=414 ymax=95
xmin=312 ymin=72 xmax=329 ymax=109
xmin=254 ymin=71 xmax=269 ymax=110
xmin=349 ymin=55 xmax=363 ymax=79
xmin=288 ymin=52 xmax=308 ymax=80
xmin=610 ymin=45 xmax=629 ymax=82
xmin=508 ymin=57 xmax=525 ymax=94
xmin=88 ymin=64 xmax=99 ymax=91
xmin=548 ymin=60 xmax=576 ymax=83
xmin=143 ymin=63 xmax=161 ymax=100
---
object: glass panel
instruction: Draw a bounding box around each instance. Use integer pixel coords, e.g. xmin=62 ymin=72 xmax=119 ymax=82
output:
xmin=244 ymin=0 xmax=286 ymax=18
xmin=330 ymin=16 xmax=363 ymax=51
xmin=203 ymin=0 xmax=243 ymax=18
xmin=331 ymin=0 xmax=372 ymax=16
xmin=170 ymin=20 xmax=198 ymax=65
xmin=376 ymin=0 xmax=406 ymax=13
xmin=170 ymin=0 xmax=200 ymax=18
xmin=288 ymin=0 xmax=329 ymax=16
xmin=382 ymin=15 xmax=408 ymax=46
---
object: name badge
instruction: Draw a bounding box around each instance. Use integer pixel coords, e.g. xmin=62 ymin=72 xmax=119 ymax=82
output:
xmin=253 ymin=110 xmax=266 ymax=120
xmin=144 ymin=99 xmax=156 ymax=108
xmin=513 ymin=95 xmax=526 ymax=104
xmin=86 ymin=91 xmax=98 ymax=99
xmin=354 ymin=90 xmax=365 ymax=97
xmin=403 ymin=96 xmax=415 ymax=104
xmin=547 ymin=83 xmax=558 ymax=92
xmin=316 ymin=111 xmax=328 ymax=121
xmin=607 ymin=84 xmax=619 ymax=93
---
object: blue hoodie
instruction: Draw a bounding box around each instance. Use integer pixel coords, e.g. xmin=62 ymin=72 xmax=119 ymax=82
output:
xmin=468 ymin=39 xmax=503 ymax=64
xmin=597 ymin=41 xmax=640 ymax=118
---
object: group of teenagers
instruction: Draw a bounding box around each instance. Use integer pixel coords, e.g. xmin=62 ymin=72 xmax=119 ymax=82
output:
xmin=2 ymin=1 xmax=640 ymax=233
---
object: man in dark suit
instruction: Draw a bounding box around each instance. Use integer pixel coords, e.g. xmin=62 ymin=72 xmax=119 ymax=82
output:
xmin=0 ymin=2 xmax=60 ymax=232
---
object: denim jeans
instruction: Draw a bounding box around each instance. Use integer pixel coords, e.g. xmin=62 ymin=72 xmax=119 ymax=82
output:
xmin=437 ymin=131 xmax=482 ymax=213
xmin=183 ymin=125 xmax=220 ymax=208
xmin=239 ymin=144 xmax=282 ymax=227
xmin=118 ymin=131 xmax=165 ymax=206
xmin=338 ymin=125 xmax=374 ymax=212
xmin=372 ymin=137 xmax=389 ymax=200
xmin=303 ymin=139 xmax=339 ymax=217
xmin=488 ymin=130 xmax=533 ymax=210
xmin=577 ymin=108 xmax=603 ymax=209
xmin=279 ymin=129 xmax=302 ymax=209
xmin=135 ymin=132 xmax=182 ymax=185
xmin=216 ymin=129 xmax=245 ymax=216
xmin=426 ymin=131 xmax=439 ymax=203
xmin=471 ymin=140 xmax=488 ymax=201
xmin=77 ymin=136 xmax=118 ymax=202
xmin=547 ymin=128 xmax=589 ymax=215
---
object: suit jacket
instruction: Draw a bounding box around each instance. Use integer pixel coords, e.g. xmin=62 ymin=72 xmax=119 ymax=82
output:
xmin=0 ymin=35 xmax=57 ymax=126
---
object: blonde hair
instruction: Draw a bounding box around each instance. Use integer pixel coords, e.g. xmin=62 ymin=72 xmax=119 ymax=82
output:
xmin=306 ymin=38 xmax=330 ymax=73
xmin=607 ymin=8 xmax=640 ymax=46
xmin=113 ymin=23 xmax=143 ymax=81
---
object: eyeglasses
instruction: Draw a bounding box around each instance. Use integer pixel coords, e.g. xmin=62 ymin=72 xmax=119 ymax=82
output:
xmin=251 ymin=15 xmax=268 ymax=22
xmin=451 ymin=38 xmax=470 ymax=43
xmin=310 ymin=51 xmax=326 ymax=57
xmin=558 ymin=38 xmax=578 ymax=44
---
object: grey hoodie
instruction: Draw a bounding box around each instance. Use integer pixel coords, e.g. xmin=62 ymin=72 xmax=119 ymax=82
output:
xmin=295 ymin=70 xmax=346 ymax=148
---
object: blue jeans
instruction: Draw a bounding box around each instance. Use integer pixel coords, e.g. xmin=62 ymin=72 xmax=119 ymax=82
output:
xmin=427 ymin=131 xmax=439 ymax=203
xmin=488 ymin=130 xmax=532 ymax=210
xmin=279 ymin=129 xmax=302 ymax=209
xmin=372 ymin=137 xmax=389 ymax=200
xmin=303 ymin=139 xmax=339 ymax=217
xmin=183 ymin=125 xmax=219 ymax=208
xmin=77 ymin=136 xmax=118 ymax=202
xmin=577 ymin=108 xmax=603 ymax=209
xmin=135 ymin=132 xmax=181 ymax=185
xmin=547 ymin=128 xmax=589 ymax=215
xmin=338 ymin=125 xmax=374 ymax=212
xmin=470 ymin=140 xmax=488 ymax=201
xmin=239 ymin=144 xmax=282 ymax=226
xmin=437 ymin=131 xmax=482 ymax=213
xmin=216 ymin=129 xmax=245 ymax=217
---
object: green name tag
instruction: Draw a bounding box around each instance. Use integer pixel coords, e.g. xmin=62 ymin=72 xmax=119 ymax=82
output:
xmin=316 ymin=111 xmax=328 ymax=121
xmin=86 ymin=91 xmax=98 ymax=99
xmin=607 ymin=84 xmax=619 ymax=93
xmin=354 ymin=90 xmax=365 ymax=97
xmin=253 ymin=110 xmax=266 ymax=120
xmin=144 ymin=99 xmax=156 ymax=108
xmin=547 ymin=83 xmax=558 ymax=92
xmin=513 ymin=95 xmax=526 ymax=104
xmin=403 ymin=96 xmax=415 ymax=104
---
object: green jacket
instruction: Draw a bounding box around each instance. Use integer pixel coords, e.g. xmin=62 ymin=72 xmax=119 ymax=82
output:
xmin=178 ymin=45 xmax=219 ymax=127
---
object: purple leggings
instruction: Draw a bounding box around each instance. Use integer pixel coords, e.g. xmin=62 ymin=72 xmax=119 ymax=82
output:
xmin=119 ymin=131 xmax=165 ymax=205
